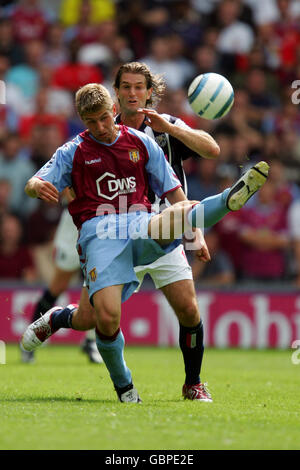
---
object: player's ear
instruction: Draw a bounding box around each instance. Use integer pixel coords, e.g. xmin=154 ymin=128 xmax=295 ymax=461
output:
xmin=112 ymin=103 xmax=117 ymax=115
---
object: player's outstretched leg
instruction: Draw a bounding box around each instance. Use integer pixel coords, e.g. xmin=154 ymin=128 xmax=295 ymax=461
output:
xmin=20 ymin=304 xmax=78 ymax=351
xmin=226 ymin=161 xmax=269 ymax=210
xmin=190 ymin=161 xmax=269 ymax=228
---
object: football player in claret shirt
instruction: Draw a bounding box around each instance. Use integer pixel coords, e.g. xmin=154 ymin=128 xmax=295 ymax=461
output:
xmin=21 ymin=82 xmax=212 ymax=403
xmin=21 ymin=64 xmax=269 ymax=403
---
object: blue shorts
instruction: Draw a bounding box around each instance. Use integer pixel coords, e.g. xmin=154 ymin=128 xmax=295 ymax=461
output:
xmin=78 ymin=212 xmax=180 ymax=303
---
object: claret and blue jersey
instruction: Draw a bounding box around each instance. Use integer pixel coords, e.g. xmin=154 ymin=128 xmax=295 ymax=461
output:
xmin=36 ymin=125 xmax=181 ymax=229
xmin=35 ymin=124 xmax=182 ymax=302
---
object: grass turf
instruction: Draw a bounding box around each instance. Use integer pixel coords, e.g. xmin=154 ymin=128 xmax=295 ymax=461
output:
xmin=0 ymin=345 xmax=299 ymax=450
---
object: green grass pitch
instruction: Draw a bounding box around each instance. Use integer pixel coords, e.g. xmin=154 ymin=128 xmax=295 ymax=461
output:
xmin=0 ymin=345 xmax=299 ymax=450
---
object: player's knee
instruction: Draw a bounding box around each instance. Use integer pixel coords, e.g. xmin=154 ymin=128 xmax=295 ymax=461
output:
xmin=95 ymin=309 xmax=120 ymax=335
xmin=179 ymin=298 xmax=200 ymax=326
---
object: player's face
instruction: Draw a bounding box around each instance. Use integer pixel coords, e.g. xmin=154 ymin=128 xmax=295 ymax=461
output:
xmin=115 ymin=73 xmax=153 ymax=115
xmin=82 ymin=105 xmax=118 ymax=143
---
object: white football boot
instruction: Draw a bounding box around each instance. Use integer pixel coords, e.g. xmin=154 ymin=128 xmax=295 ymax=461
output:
xmin=115 ymin=383 xmax=142 ymax=403
xmin=226 ymin=161 xmax=269 ymax=211
xmin=20 ymin=306 xmax=62 ymax=352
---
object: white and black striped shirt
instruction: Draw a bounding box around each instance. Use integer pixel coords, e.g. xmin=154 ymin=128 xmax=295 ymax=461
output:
xmin=115 ymin=113 xmax=199 ymax=202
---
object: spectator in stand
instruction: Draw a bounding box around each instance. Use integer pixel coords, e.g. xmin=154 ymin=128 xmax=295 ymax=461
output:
xmin=167 ymin=33 xmax=196 ymax=86
xmin=37 ymin=64 xmax=74 ymax=127
xmin=264 ymin=95 xmax=300 ymax=143
xmin=221 ymin=88 xmax=264 ymax=151
xmin=191 ymin=0 xmax=221 ymax=15
xmin=116 ymin=0 xmax=169 ymax=59
xmin=5 ymin=38 xmax=45 ymax=106
xmin=211 ymin=0 xmax=255 ymax=74
xmin=0 ymin=132 xmax=37 ymax=218
xmin=28 ymin=116 xmax=66 ymax=169
xmin=168 ymin=0 xmax=203 ymax=50
xmin=259 ymin=134 xmax=282 ymax=162
xmin=243 ymin=0 xmax=278 ymax=26
xmin=0 ymin=213 xmax=36 ymax=282
xmin=214 ymin=168 xmax=244 ymax=277
xmin=268 ymin=158 xmax=300 ymax=207
xmin=24 ymin=198 xmax=62 ymax=247
xmin=43 ymin=21 xmax=69 ymax=68
xmin=187 ymin=158 xmax=219 ymax=202
xmin=288 ymin=195 xmax=300 ymax=287
xmin=0 ymin=56 xmax=19 ymax=135
xmin=193 ymin=44 xmax=219 ymax=77
xmin=19 ymin=87 xmax=69 ymax=145
xmin=238 ymin=180 xmax=289 ymax=281
xmin=0 ymin=54 xmax=31 ymax=117
xmin=271 ymin=0 xmax=300 ymax=83
xmin=6 ymin=0 xmax=52 ymax=44
xmin=0 ymin=179 xmax=12 ymax=218
xmin=60 ymin=0 xmax=115 ymax=29
xmin=162 ymin=88 xmax=202 ymax=130
xmin=51 ymin=38 xmax=103 ymax=93
xmin=63 ymin=0 xmax=101 ymax=45
xmin=0 ymin=0 xmax=17 ymax=10
xmin=77 ymin=21 xmax=129 ymax=79
xmin=140 ymin=34 xmax=189 ymax=91
xmin=0 ymin=17 xmax=24 ymax=65
xmin=191 ymin=228 xmax=235 ymax=287
xmin=244 ymin=67 xmax=280 ymax=130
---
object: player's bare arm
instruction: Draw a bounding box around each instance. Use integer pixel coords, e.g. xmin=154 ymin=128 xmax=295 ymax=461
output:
xmin=25 ymin=177 xmax=59 ymax=204
xmin=138 ymin=108 xmax=220 ymax=159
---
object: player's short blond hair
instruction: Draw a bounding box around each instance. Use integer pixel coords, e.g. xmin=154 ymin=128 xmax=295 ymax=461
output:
xmin=75 ymin=83 xmax=113 ymax=117
xmin=113 ymin=62 xmax=166 ymax=107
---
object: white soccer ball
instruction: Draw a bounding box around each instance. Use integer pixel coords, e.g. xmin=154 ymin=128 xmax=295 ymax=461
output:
xmin=188 ymin=72 xmax=234 ymax=120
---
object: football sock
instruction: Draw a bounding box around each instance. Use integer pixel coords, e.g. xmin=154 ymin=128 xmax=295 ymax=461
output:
xmin=50 ymin=304 xmax=78 ymax=331
xmin=95 ymin=328 xmax=132 ymax=389
xmin=31 ymin=289 xmax=58 ymax=322
xmin=188 ymin=188 xmax=230 ymax=228
xmin=179 ymin=320 xmax=204 ymax=386
xmin=85 ymin=329 xmax=96 ymax=341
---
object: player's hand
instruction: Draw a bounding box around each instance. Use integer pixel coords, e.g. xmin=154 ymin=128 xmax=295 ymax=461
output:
xmin=184 ymin=228 xmax=211 ymax=263
xmin=195 ymin=242 xmax=211 ymax=263
xmin=35 ymin=180 xmax=59 ymax=204
xmin=194 ymin=231 xmax=211 ymax=263
xmin=137 ymin=108 xmax=172 ymax=133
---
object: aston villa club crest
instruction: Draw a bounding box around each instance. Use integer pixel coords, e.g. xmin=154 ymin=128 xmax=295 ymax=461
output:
xmin=129 ymin=149 xmax=140 ymax=163
xmin=89 ymin=267 xmax=97 ymax=282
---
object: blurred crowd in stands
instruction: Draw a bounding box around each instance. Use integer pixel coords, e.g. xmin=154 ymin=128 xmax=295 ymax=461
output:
xmin=0 ymin=0 xmax=300 ymax=289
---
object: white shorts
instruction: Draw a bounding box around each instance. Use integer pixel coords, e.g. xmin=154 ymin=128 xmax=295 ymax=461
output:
xmin=54 ymin=209 xmax=80 ymax=272
xmin=134 ymin=244 xmax=193 ymax=290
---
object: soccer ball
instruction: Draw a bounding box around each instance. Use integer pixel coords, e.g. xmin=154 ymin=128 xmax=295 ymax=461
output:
xmin=188 ymin=73 xmax=234 ymax=120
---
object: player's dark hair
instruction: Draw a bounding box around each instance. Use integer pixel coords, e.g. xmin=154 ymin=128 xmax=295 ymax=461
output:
xmin=113 ymin=62 xmax=166 ymax=107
